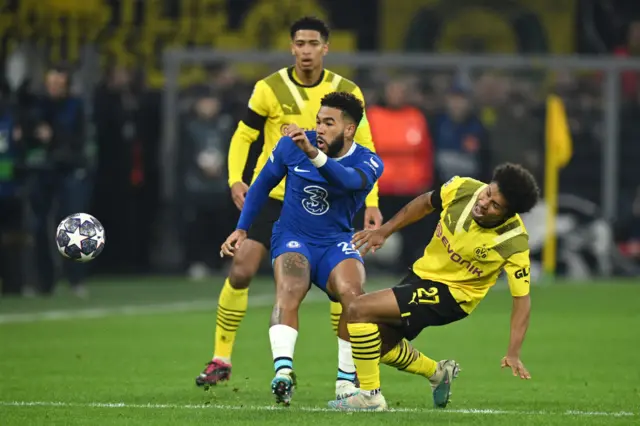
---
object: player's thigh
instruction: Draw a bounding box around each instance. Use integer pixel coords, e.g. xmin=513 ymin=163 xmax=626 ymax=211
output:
xmin=347 ymin=288 xmax=404 ymax=325
xmin=228 ymin=239 xmax=267 ymax=286
xmin=272 ymin=237 xmax=313 ymax=304
xmin=228 ymin=198 xmax=282 ymax=286
xmin=392 ymin=272 xmax=468 ymax=341
xmin=273 ymin=252 xmax=312 ymax=304
xmin=326 ymin=258 xmax=366 ymax=305
xmin=317 ymin=240 xmax=364 ymax=303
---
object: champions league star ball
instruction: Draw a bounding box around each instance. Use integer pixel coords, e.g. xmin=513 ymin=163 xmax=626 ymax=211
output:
xmin=55 ymin=213 xmax=106 ymax=262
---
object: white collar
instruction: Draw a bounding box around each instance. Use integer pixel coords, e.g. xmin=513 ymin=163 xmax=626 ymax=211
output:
xmin=335 ymin=141 xmax=357 ymax=161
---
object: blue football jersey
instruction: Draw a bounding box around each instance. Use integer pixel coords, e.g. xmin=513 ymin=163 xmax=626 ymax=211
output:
xmin=264 ymin=131 xmax=383 ymax=244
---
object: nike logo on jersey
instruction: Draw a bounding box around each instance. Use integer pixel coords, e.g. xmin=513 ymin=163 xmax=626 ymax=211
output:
xmin=294 ymin=166 xmax=310 ymax=173
xmin=282 ymin=104 xmax=294 ymax=112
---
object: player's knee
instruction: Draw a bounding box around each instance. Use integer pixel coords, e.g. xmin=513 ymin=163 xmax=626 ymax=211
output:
xmin=336 ymin=285 xmax=364 ymax=312
xmin=276 ymin=281 xmax=307 ymax=310
xmin=331 ymin=276 xmax=365 ymax=308
xmin=228 ymin=259 xmax=260 ymax=289
xmin=346 ymin=296 xmax=371 ymax=323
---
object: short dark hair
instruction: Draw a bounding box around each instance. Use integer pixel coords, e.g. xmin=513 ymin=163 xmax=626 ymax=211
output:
xmin=320 ymin=92 xmax=364 ymax=126
xmin=290 ymin=16 xmax=330 ymax=41
xmin=492 ymin=163 xmax=540 ymax=216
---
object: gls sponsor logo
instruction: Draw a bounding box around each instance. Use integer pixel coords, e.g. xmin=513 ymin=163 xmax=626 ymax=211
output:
xmin=435 ymin=223 xmax=483 ymax=277
xmin=514 ymin=268 xmax=530 ymax=279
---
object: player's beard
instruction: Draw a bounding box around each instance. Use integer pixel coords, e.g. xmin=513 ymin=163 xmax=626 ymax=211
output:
xmin=326 ymin=132 xmax=345 ymax=158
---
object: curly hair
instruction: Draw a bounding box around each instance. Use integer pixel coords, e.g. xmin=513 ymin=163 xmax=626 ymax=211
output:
xmin=320 ymin=92 xmax=364 ymax=125
xmin=290 ymin=17 xmax=330 ymax=41
xmin=492 ymin=163 xmax=540 ymax=216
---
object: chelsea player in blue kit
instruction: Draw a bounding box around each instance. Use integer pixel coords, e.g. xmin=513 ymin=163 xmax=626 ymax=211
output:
xmin=220 ymin=92 xmax=384 ymax=406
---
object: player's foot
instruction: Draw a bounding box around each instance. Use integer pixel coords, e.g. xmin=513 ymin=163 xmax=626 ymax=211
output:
xmin=271 ymin=371 xmax=297 ymax=406
xmin=335 ymin=379 xmax=359 ymax=400
xmin=428 ymin=359 xmax=460 ymax=408
xmin=195 ymin=359 xmax=232 ymax=389
xmin=328 ymin=390 xmax=388 ymax=411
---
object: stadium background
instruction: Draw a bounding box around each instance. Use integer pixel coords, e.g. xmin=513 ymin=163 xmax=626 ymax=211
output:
xmin=0 ymin=1 xmax=639 ymax=424
xmin=0 ymin=0 xmax=639 ymax=293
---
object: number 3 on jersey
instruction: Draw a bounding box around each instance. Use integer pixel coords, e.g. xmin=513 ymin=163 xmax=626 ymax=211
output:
xmin=302 ymin=185 xmax=330 ymax=215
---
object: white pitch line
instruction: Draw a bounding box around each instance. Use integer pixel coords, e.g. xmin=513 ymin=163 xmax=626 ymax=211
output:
xmin=0 ymin=293 xmax=326 ymax=325
xmin=0 ymin=401 xmax=635 ymax=417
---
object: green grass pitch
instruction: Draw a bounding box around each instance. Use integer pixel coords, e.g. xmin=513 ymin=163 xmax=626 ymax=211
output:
xmin=0 ymin=276 xmax=638 ymax=425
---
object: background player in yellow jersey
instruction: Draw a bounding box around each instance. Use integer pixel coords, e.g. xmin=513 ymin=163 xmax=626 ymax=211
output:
xmin=327 ymin=163 xmax=540 ymax=411
xmin=195 ymin=17 xmax=383 ymax=399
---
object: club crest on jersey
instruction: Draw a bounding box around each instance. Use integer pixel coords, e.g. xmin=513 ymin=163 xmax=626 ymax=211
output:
xmin=435 ymin=222 xmax=483 ymax=277
xmin=281 ymin=124 xmax=312 ymax=135
xmin=286 ymin=241 xmax=301 ymax=248
xmin=474 ymin=246 xmax=488 ymax=260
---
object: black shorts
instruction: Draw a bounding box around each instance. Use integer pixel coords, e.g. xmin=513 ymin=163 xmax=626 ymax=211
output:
xmin=246 ymin=197 xmax=283 ymax=250
xmin=391 ymin=271 xmax=469 ymax=341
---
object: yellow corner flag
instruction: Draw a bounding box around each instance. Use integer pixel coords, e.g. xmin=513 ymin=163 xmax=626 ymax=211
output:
xmin=543 ymin=94 xmax=573 ymax=277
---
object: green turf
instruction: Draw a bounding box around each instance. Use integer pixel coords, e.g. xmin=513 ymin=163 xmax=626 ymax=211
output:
xmin=0 ymin=277 xmax=638 ymax=425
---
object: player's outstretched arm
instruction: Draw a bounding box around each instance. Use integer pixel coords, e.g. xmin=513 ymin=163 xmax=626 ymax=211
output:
xmin=379 ymin=190 xmax=438 ymax=237
xmin=501 ymin=294 xmax=532 ymax=379
xmin=234 ymin=139 xmax=288 ymax=233
xmin=352 ymin=190 xmax=438 ymax=255
xmin=502 ymin=252 xmax=532 ymax=379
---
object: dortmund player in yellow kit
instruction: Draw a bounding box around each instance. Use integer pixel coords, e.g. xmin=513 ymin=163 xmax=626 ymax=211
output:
xmin=328 ymin=163 xmax=539 ymax=411
xmin=195 ymin=17 xmax=383 ymax=399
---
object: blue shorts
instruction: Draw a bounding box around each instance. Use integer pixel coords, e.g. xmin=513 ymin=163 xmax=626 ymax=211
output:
xmin=270 ymin=232 xmax=363 ymax=301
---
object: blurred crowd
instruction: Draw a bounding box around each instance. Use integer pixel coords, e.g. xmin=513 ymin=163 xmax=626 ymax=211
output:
xmin=174 ymin=64 xmax=640 ymax=277
xmin=2 ymin=46 xmax=640 ymax=296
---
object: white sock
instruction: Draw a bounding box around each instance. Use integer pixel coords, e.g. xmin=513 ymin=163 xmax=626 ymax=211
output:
xmin=269 ymin=324 xmax=298 ymax=375
xmin=337 ymin=338 xmax=357 ymax=383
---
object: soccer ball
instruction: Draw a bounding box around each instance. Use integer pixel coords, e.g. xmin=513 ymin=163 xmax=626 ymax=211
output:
xmin=55 ymin=213 xmax=106 ymax=262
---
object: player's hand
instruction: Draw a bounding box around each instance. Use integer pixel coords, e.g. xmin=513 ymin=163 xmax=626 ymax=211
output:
xmin=501 ymin=355 xmax=531 ymax=379
xmin=286 ymin=124 xmax=314 ymax=154
xmin=230 ymin=182 xmax=249 ymax=210
xmin=352 ymin=229 xmax=387 ymax=255
xmin=364 ymin=207 xmax=383 ymax=230
xmin=220 ymin=229 xmax=247 ymax=257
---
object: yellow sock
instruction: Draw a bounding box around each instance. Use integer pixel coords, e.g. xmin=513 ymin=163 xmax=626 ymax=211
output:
xmin=330 ymin=301 xmax=342 ymax=336
xmin=380 ymin=339 xmax=437 ymax=378
xmin=213 ymin=278 xmax=248 ymax=361
xmin=348 ymin=323 xmax=381 ymax=391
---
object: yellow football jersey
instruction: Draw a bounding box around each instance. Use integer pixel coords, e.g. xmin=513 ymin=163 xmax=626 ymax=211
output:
xmin=227 ymin=67 xmax=378 ymax=206
xmin=412 ymin=176 xmax=531 ymax=313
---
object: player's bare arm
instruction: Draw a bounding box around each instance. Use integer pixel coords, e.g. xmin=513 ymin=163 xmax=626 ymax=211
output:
xmin=501 ymin=294 xmax=532 ymax=379
xmin=352 ymin=190 xmax=436 ymax=255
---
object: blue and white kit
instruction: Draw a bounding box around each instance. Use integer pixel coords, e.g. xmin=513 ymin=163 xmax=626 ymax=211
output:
xmin=236 ymin=131 xmax=384 ymax=299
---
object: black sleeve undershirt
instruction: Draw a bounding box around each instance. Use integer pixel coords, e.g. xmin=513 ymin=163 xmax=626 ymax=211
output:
xmin=242 ymin=108 xmax=267 ymax=131
xmin=430 ymin=187 xmax=443 ymax=211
